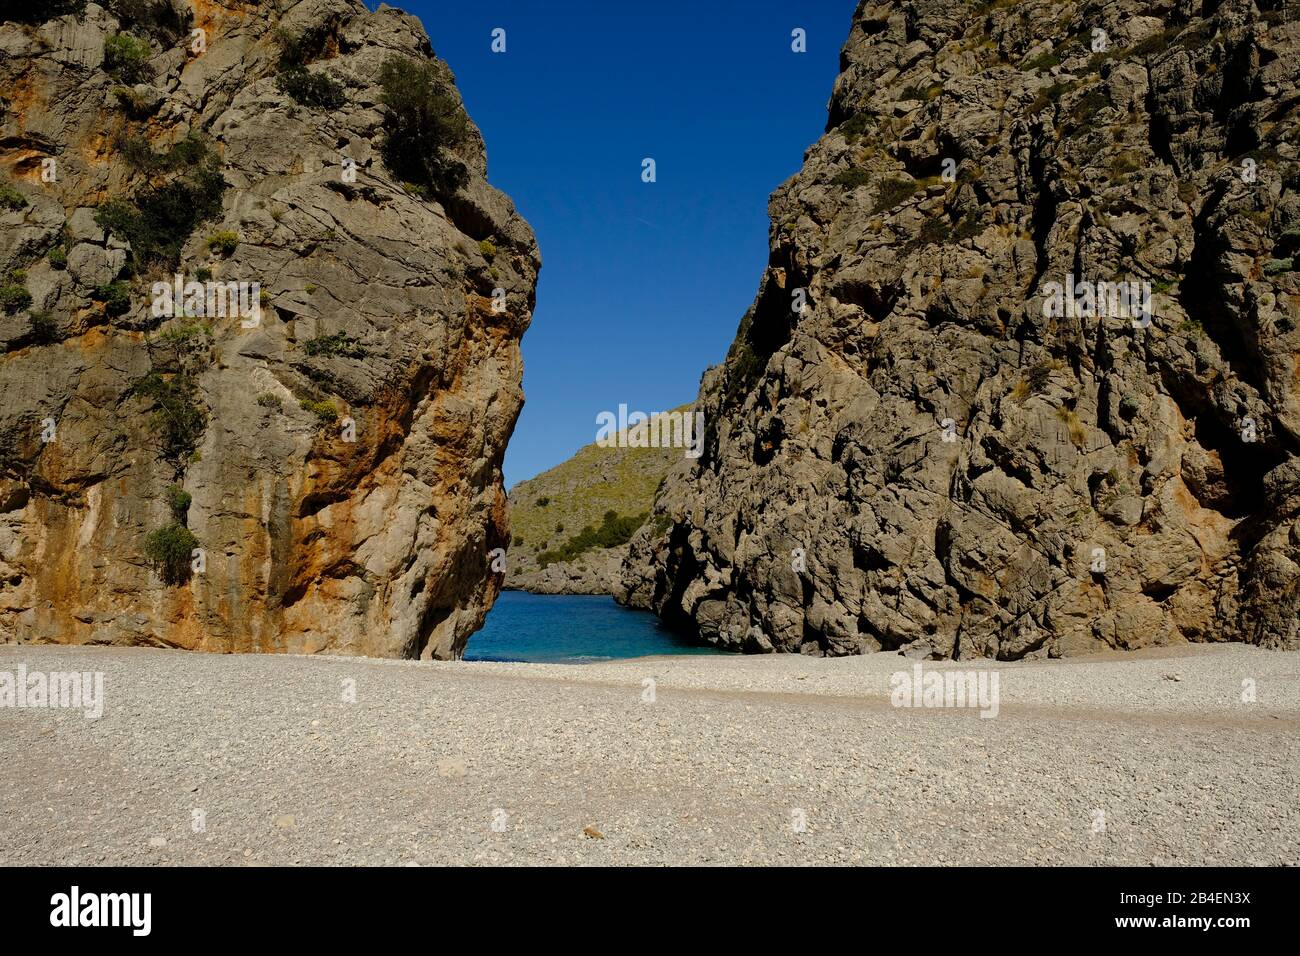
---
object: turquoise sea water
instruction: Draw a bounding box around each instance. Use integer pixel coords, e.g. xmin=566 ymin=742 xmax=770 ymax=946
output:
xmin=465 ymin=590 xmax=726 ymax=664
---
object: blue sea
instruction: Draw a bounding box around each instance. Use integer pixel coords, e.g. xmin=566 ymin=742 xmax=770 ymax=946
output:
xmin=465 ymin=591 xmax=727 ymax=664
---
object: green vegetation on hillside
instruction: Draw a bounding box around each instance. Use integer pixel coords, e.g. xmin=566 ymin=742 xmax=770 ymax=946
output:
xmin=507 ymin=407 xmax=690 ymax=572
xmin=536 ymin=510 xmax=648 ymax=568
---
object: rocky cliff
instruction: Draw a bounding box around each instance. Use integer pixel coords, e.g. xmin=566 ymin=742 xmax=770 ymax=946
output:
xmin=0 ymin=0 xmax=539 ymax=658
xmin=620 ymin=0 xmax=1300 ymax=658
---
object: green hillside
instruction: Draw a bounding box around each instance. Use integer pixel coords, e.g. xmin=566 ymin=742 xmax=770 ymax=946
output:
xmin=507 ymin=408 xmax=691 ymax=575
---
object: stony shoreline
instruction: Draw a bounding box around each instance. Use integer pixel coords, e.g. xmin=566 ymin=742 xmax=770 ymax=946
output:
xmin=0 ymin=642 xmax=1294 ymax=868
xmin=2 ymin=643 xmax=1295 ymax=866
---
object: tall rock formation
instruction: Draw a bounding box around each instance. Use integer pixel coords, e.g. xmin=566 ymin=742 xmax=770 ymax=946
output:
xmin=620 ymin=0 xmax=1300 ymax=658
xmin=0 ymin=0 xmax=539 ymax=658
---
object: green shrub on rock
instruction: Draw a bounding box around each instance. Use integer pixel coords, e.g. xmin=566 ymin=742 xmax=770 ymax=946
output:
xmin=872 ymin=177 xmax=918 ymax=214
xmin=28 ymin=309 xmax=58 ymax=343
xmin=104 ymin=33 xmax=152 ymax=84
xmin=303 ymin=332 xmax=367 ymax=358
xmin=95 ymin=170 xmax=226 ymax=269
xmin=130 ymin=371 xmax=205 ymax=464
xmin=377 ymin=56 xmax=469 ymax=198
xmin=95 ymin=133 xmax=226 ymax=270
xmin=0 ymin=285 xmax=32 ymax=314
xmin=536 ymin=510 xmax=648 ymax=567
xmin=831 ymin=168 xmax=872 ymax=189
xmin=299 ymin=397 xmax=338 ymax=425
xmin=94 ymin=281 xmax=132 ymax=316
xmin=205 ymin=230 xmax=239 ymax=255
xmin=0 ymin=183 xmax=26 ymax=211
xmin=276 ymin=66 xmax=346 ymax=110
xmin=164 ymin=484 xmax=191 ymax=521
xmin=142 ymin=522 xmax=198 ymax=585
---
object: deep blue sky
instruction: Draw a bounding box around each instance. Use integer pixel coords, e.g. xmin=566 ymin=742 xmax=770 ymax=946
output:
xmin=392 ymin=1 xmax=854 ymax=486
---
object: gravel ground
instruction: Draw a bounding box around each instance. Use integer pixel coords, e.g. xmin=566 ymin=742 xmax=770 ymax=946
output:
xmin=2 ymin=643 xmax=1297 ymax=865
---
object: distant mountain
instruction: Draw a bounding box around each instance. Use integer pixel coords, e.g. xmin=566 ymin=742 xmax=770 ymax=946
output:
xmin=506 ymin=408 xmax=692 ymax=593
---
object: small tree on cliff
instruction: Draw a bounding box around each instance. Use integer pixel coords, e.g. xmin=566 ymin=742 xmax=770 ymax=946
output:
xmin=377 ymin=56 xmax=469 ymax=199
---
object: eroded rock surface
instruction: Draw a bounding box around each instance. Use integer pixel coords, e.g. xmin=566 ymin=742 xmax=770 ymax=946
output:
xmin=0 ymin=0 xmax=538 ymax=658
xmin=620 ymin=0 xmax=1300 ymax=658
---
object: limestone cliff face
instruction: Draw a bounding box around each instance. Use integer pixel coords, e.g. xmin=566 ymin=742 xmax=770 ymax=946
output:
xmin=0 ymin=1 xmax=539 ymax=658
xmin=620 ymin=0 xmax=1300 ymax=657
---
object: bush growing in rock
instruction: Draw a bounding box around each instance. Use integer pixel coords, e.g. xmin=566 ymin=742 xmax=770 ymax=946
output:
xmin=377 ymin=56 xmax=469 ymax=198
xmin=118 ymin=129 xmax=210 ymax=174
xmin=304 ymin=332 xmax=367 ymax=358
xmin=142 ymin=523 xmax=198 ymax=585
xmin=951 ymin=215 xmax=983 ymax=241
xmin=0 ymin=183 xmax=26 ymax=211
xmin=155 ymin=322 xmax=214 ymax=377
xmin=1027 ymin=80 xmax=1073 ymax=115
xmin=164 ymin=484 xmax=191 ymax=521
xmin=276 ymin=66 xmax=346 ymax=110
xmin=104 ymin=0 xmax=192 ymax=43
xmin=28 ymin=310 xmax=58 ymax=343
xmin=872 ymin=176 xmax=917 ymax=214
xmin=0 ymin=284 xmax=32 ymax=314
xmin=300 ymin=398 xmax=338 ymax=425
xmin=112 ymin=85 xmax=153 ymax=118
xmin=1023 ymin=49 xmax=1061 ymax=71
xmin=1057 ymin=406 xmax=1087 ymax=448
xmin=831 ymin=168 xmax=872 ymax=189
xmin=206 ymin=230 xmax=239 ymax=255
xmin=1067 ymin=87 xmax=1109 ymax=128
xmin=95 ymin=154 xmax=226 ymax=269
xmin=103 ymin=33 xmax=152 ymax=84
xmin=272 ymin=25 xmax=330 ymax=68
xmin=130 ymin=371 xmax=205 ymax=464
xmin=1026 ymin=360 xmax=1055 ymax=393
xmin=536 ymin=510 xmax=648 ymax=568
xmin=918 ymin=217 xmax=951 ymax=245
xmin=93 ymin=281 xmax=132 ymax=316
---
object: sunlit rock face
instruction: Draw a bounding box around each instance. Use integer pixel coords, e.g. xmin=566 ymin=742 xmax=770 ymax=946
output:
xmin=620 ymin=0 xmax=1300 ymax=658
xmin=0 ymin=0 xmax=539 ymax=659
